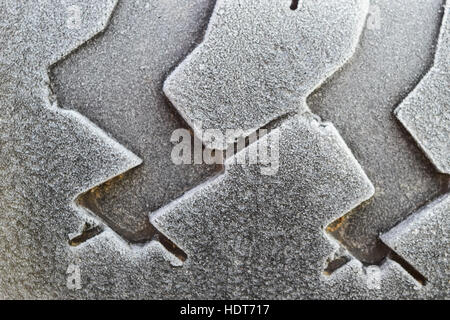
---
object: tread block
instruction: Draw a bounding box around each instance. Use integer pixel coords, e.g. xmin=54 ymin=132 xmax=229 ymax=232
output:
xmin=164 ymin=0 xmax=369 ymax=149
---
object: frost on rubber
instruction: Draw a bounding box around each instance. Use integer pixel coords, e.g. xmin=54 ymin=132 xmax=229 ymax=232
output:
xmin=0 ymin=0 xmax=140 ymax=189
xmin=0 ymin=1 xmax=142 ymax=298
xmin=51 ymin=0 xmax=219 ymax=251
xmin=164 ymin=0 xmax=370 ymax=149
xmin=381 ymin=3 xmax=450 ymax=293
xmin=160 ymin=0 xmax=377 ymax=284
xmin=1 ymin=0 xmax=448 ymax=299
xmin=162 ymin=0 xmax=448 ymax=297
xmin=307 ymin=0 xmax=446 ymax=265
xmin=152 ymin=113 xmax=375 ymax=298
xmin=381 ymin=194 xmax=449 ymax=287
xmin=395 ymin=4 xmax=450 ymax=175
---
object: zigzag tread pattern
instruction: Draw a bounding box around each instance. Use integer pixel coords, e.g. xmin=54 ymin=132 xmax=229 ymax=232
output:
xmin=0 ymin=0 xmax=448 ymax=299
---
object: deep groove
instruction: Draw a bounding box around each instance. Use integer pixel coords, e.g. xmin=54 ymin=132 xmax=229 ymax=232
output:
xmin=381 ymin=243 xmax=428 ymax=285
xmin=76 ymin=190 xmax=188 ymax=262
xmin=313 ymin=2 xmax=447 ymax=278
xmin=69 ymin=223 xmax=104 ymax=247
xmin=54 ymin=0 xmax=219 ymax=264
xmin=325 ymin=198 xmax=393 ymax=264
xmin=325 ymin=201 xmax=428 ymax=283
xmin=323 ymin=256 xmax=350 ymax=276
xmin=220 ymin=112 xmax=294 ymax=161
xmin=154 ymin=233 xmax=188 ymax=262
xmin=148 ymin=115 xmax=294 ymax=259
xmin=56 ymin=0 xmax=444 ymax=286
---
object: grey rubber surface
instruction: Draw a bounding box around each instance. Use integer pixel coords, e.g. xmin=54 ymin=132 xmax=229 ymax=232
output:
xmin=51 ymin=0 xmax=220 ymax=245
xmin=395 ymin=3 xmax=450 ymax=175
xmin=164 ymin=0 xmax=369 ymax=149
xmin=0 ymin=0 xmax=448 ymax=299
xmin=307 ymin=0 xmax=448 ymax=264
xmin=381 ymin=193 xmax=449 ymax=287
